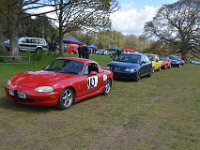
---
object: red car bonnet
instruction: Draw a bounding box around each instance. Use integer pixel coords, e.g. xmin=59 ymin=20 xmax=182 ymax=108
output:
xmin=11 ymin=70 xmax=76 ymax=88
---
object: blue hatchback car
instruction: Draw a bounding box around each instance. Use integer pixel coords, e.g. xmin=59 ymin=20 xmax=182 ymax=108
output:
xmin=168 ymin=55 xmax=182 ymax=67
xmin=107 ymin=53 xmax=153 ymax=81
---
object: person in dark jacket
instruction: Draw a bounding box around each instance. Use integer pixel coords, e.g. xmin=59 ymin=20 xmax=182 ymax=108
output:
xmin=82 ymin=45 xmax=90 ymax=59
xmin=78 ymin=44 xmax=83 ymax=58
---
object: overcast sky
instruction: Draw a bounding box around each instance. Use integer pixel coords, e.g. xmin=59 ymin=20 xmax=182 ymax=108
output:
xmin=111 ymin=0 xmax=177 ymax=35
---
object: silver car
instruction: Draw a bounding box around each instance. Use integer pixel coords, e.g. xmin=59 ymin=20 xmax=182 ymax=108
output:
xmin=18 ymin=37 xmax=48 ymax=52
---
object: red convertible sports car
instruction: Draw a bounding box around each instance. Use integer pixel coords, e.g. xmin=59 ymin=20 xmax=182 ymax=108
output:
xmin=4 ymin=57 xmax=113 ymax=109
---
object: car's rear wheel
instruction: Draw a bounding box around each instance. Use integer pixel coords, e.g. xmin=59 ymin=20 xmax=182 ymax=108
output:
xmin=57 ymin=88 xmax=74 ymax=110
xmin=103 ymin=79 xmax=112 ymax=95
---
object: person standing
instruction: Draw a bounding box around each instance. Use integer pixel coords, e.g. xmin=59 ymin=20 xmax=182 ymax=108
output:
xmin=82 ymin=45 xmax=90 ymax=59
xmin=78 ymin=44 xmax=83 ymax=58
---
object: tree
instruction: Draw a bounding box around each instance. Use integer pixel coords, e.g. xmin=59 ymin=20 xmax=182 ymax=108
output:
xmin=53 ymin=0 xmax=119 ymax=55
xmin=20 ymin=15 xmax=57 ymax=42
xmin=144 ymin=0 xmax=200 ymax=58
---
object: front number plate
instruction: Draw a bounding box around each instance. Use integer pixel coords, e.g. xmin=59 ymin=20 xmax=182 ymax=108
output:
xmin=17 ymin=92 xmax=27 ymax=99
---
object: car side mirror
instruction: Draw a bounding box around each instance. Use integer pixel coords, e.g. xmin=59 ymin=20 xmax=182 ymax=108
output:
xmin=156 ymin=59 xmax=159 ymax=62
xmin=141 ymin=61 xmax=146 ymax=65
xmin=89 ymin=71 xmax=97 ymax=76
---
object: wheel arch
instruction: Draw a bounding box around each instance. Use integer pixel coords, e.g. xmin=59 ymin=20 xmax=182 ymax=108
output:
xmin=36 ymin=47 xmax=43 ymax=52
xmin=107 ymin=78 xmax=112 ymax=87
xmin=62 ymin=86 xmax=76 ymax=97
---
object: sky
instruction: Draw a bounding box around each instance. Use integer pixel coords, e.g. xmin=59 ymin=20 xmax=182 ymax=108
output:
xmin=111 ymin=0 xmax=177 ymax=35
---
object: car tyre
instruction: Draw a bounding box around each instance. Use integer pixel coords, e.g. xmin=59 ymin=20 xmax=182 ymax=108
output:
xmin=103 ymin=79 xmax=112 ymax=95
xmin=57 ymin=88 xmax=74 ymax=110
xmin=147 ymin=69 xmax=153 ymax=77
xmin=134 ymin=70 xmax=140 ymax=82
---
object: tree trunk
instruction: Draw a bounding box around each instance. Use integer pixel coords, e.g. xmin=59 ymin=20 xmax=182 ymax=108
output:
xmin=58 ymin=26 xmax=64 ymax=56
xmin=8 ymin=7 xmax=20 ymax=61
xmin=181 ymin=49 xmax=187 ymax=59
xmin=58 ymin=0 xmax=64 ymax=56
xmin=180 ymin=42 xmax=188 ymax=59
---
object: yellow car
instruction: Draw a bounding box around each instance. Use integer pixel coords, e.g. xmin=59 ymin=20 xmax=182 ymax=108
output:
xmin=146 ymin=54 xmax=162 ymax=72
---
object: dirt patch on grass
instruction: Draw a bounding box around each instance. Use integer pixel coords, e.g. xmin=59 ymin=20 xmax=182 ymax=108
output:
xmin=89 ymin=125 xmax=149 ymax=150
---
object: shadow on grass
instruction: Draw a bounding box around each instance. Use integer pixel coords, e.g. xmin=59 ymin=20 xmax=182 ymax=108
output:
xmin=0 ymin=96 xmax=58 ymax=113
xmin=0 ymin=93 xmax=104 ymax=114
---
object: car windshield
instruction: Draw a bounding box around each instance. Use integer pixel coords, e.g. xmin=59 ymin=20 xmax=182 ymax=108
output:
xmin=160 ymin=57 xmax=168 ymax=61
xmin=43 ymin=59 xmax=84 ymax=75
xmin=117 ymin=54 xmax=141 ymax=64
xmin=147 ymin=55 xmax=154 ymax=61
xmin=169 ymin=56 xmax=181 ymax=61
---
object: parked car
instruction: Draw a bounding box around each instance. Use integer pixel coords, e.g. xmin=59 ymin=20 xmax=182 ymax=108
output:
xmin=181 ymin=58 xmax=188 ymax=64
xmin=4 ymin=37 xmax=48 ymax=53
xmin=146 ymin=54 xmax=162 ymax=72
xmin=3 ymin=40 xmax=10 ymax=51
xmin=107 ymin=53 xmax=152 ymax=81
xmin=168 ymin=55 xmax=183 ymax=67
xmin=181 ymin=59 xmax=185 ymax=65
xmin=18 ymin=37 xmax=48 ymax=52
xmin=190 ymin=60 xmax=200 ymax=65
xmin=4 ymin=57 xmax=113 ymax=110
xmin=159 ymin=56 xmax=172 ymax=69
xmin=96 ymin=49 xmax=108 ymax=55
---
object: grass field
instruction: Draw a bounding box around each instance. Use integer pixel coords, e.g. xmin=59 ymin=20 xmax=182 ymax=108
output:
xmin=0 ymin=53 xmax=200 ymax=150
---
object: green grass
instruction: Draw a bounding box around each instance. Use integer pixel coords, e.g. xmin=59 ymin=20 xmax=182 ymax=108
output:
xmin=0 ymin=53 xmax=200 ymax=150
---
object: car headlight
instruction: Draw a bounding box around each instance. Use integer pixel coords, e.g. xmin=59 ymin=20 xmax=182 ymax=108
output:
xmin=7 ymin=79 xmax=11 ymax=86
xmin=35 ymin=86 xmax=54 ymax=93
xmin=125 ymin=68 xmax=137 ymax=73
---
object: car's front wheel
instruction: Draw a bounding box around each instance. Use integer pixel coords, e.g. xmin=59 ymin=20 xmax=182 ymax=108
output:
xmin=103 ymin=79 xmax=112 ymax=95
xmin=147 ymin=69 xmax=153 ymax=77
xmin=134 ymin=70 xmax=140 ymax=82
xmin=36 ymin=48 xmax=43 ymax=54
xmin=57 ymin=88 xmax=74 ymax=110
